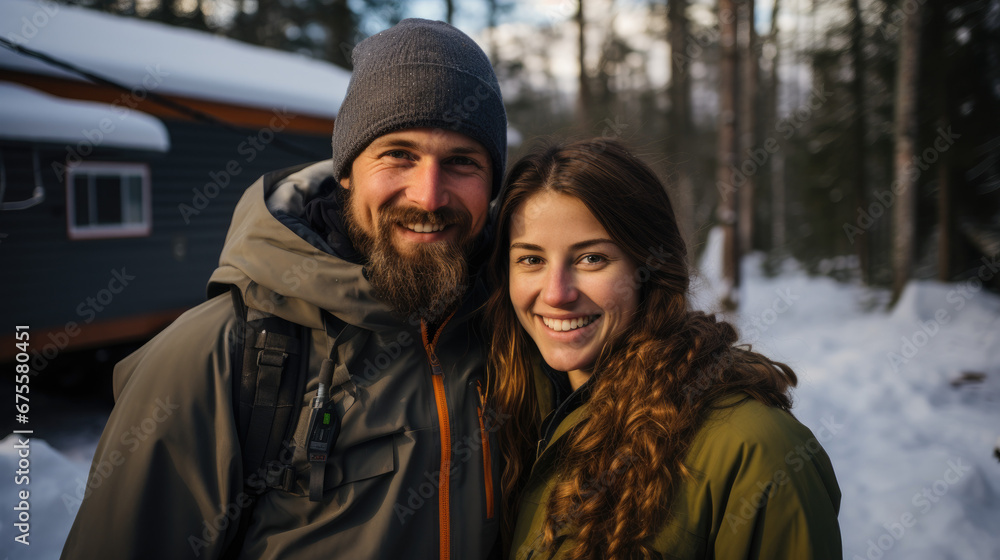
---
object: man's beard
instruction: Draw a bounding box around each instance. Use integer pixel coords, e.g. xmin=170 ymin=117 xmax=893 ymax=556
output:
xmin=342 ymin=185 xmax=475 ymax=324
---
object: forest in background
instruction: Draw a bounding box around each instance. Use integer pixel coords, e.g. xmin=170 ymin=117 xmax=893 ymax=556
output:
xmin=56 ymin=0 xmax=1000 ymax=309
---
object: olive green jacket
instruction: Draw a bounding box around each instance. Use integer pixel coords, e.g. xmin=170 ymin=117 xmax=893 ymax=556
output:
xmin=510 ymin=367 xmax=842 ymax=559
xmin=61 ymin=161 xmax=500 ymax=559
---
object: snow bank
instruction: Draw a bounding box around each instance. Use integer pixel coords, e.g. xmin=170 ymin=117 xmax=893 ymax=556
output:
xmin=725 ymin=252 xmax=1000 ymax=560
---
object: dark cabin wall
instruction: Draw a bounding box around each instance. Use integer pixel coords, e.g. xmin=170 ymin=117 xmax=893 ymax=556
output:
xmin=0 ymin=118 xmax=331 ymax=343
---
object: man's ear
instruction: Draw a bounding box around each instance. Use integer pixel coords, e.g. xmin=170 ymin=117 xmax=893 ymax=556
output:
xmin=339 ymin=175 xmax=350 ymax=189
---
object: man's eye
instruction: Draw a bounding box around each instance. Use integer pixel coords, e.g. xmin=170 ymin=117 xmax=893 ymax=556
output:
xmin=449 ymin=156 xmax=481 ymax=167
xmin=385 ymin=150 xmax=411 ymax=160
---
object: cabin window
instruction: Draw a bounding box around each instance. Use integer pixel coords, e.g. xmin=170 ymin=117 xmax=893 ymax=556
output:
xmin=66 ymin=162 xmax=151 ymax=239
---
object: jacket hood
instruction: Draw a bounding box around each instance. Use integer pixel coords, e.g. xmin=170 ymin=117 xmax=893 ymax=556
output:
xmin=208 ymin=160 xmax=401 ymax=331
xmin=208 ymin=160 xmax=491 ymax=332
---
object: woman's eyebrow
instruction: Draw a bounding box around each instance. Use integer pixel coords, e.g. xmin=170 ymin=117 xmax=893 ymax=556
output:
xmin=509 ymin=239 xmax=616 ymax=251
xmin=569 ymin=238 xmax=616 ymax=251
xmin=510 ymin=241 xmax=543 ymax=251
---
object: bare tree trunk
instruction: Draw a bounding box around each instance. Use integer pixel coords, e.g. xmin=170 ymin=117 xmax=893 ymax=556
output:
xmin=718 ymin=0 xmax=740 ymax=309
xmin=937 ymin=146 xmax=952 ymax=281
xmin=487 ymin=0 xmax=500 ymax=65
xmin=576 ymin=0 xmax=591 ymax=125
xmin=928 ymin=0 xmax=952 ymax=282
xmin=668 ymin=0 xmax=695 ymax=252
xmin=248 ymin=0 xmax=282 ymax=48
xmin=323 ymin=0 xmax=358 ymax=69
xmin=890 ymin=1 xmax=923 ymax=303
xmin=768 ymin=0 xmax=786 ymax=257
xmin=849 ymin=0 xmax=871 ymax=283
xmin=738 ymin=0 xmax=757 ymax=255
xmin=445 ymin=0 xmax=454 ymax=24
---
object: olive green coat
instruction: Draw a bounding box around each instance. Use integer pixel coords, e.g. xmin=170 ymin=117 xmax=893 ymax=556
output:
xmin=510 ymin=368 xmax=842 ymax=560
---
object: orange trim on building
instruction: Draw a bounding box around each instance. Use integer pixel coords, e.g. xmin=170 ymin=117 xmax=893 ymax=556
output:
xmin=0 ymin=308 xmax=186 ymax=363
xmin=3 ymin=71 xmax=336 ymax=135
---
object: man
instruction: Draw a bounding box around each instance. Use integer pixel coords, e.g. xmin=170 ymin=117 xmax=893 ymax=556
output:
xmin=61 ymin=19 xmax=505 ymax=559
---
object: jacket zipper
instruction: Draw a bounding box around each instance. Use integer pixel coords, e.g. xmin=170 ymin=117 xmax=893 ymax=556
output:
xmin=536 ymin=382 xmax=588 ymax=460
xmin=422 ymin=311 xmax=456 ymax=560
xmin=475 ymin=380 xmax=495 ymax=519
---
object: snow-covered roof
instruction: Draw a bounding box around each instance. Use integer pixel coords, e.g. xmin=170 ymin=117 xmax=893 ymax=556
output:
xmin=0 ymin=0 xmax=351 ymax=119
xmin=0 ymin=81 xmax=170 ymax=151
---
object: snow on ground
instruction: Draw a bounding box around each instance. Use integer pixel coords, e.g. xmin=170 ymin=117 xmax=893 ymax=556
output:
xmin=1 ymin=435 xmax=93 ymax=558
xmin=696 ymin=228 xmax=1000 ymax=560
xmin=2 ymin=227 xmax=999 ymax=558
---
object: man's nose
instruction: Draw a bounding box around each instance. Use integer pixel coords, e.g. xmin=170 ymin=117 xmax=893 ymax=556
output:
xmin=406 ymin=161 xmax=449 ymax=212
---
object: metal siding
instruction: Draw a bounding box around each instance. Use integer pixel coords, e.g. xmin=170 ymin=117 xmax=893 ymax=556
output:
xmin=0 ymin=120 xmax=330 ymax=339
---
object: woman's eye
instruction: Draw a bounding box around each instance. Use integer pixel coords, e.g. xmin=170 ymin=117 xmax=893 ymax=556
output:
xmin=581 ymin=255 xmax=606 ymax=265
xmin=517 ymin=256 xmax=542 ymax=266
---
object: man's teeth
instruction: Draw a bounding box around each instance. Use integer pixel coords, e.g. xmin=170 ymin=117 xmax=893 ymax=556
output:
xmin=542 ymin=315 xmax=597 ymax=332
xmin=405 ymin=223 xmax=446 ymax=233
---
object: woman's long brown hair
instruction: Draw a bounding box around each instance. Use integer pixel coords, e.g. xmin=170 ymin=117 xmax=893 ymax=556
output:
xmin=485 ymin=139 xmax=797 ymax=560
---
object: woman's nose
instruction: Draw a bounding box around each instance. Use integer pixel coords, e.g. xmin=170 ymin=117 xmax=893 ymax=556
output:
xmin=541 ymin=267 xmax=578 ymax=307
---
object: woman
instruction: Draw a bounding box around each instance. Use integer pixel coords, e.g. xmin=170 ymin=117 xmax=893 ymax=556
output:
xmin=485 ymin=139 xmax=841 ymax=560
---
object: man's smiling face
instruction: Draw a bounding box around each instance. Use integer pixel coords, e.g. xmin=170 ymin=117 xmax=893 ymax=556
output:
xmin=341 ymin=127 xmax=492 ymax=254
xmin=340 ymin=127 xmax=493 ymax=321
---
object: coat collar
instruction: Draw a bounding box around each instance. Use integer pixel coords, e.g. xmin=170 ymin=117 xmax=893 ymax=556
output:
xmin=530 ymin=355 xmax=593 ymax=464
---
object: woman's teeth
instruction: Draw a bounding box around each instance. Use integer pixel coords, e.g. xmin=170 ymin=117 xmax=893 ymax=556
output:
xmin=542 ymin=315 xmax=598 ymax=332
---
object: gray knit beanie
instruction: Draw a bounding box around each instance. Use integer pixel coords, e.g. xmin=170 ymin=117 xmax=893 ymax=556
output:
xmin=332 ymin=19 xmax=507 ymax=197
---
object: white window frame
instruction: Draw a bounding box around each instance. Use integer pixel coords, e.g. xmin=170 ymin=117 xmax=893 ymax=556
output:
xmin=66 ymin=161 xmax=151 ymax=240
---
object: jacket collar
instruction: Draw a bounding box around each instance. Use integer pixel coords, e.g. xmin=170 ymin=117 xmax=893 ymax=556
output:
xmin=531 ymin=355 xmax=594 ymax=462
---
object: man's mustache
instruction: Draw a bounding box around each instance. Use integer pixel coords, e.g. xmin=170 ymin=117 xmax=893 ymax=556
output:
xmin=377 ymin=205 xmax=472 ymax=231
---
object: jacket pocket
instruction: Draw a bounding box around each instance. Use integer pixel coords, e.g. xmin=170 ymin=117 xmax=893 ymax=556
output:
xmin=322 ymin=431 xmax=399 ymax=490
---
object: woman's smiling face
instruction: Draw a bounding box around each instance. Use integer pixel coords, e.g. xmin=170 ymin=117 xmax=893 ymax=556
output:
xmin=508 ymin=191 xmax=640 ymax=387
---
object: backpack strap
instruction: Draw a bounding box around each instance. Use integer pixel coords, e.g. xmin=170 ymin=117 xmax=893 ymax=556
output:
xmin=229 ymin=285 xmax=307 ymax=491
xmin=223 ymin=285 xmax=310 ymax=560
xmin=222 ymin=286 xmax=368 ymax=556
